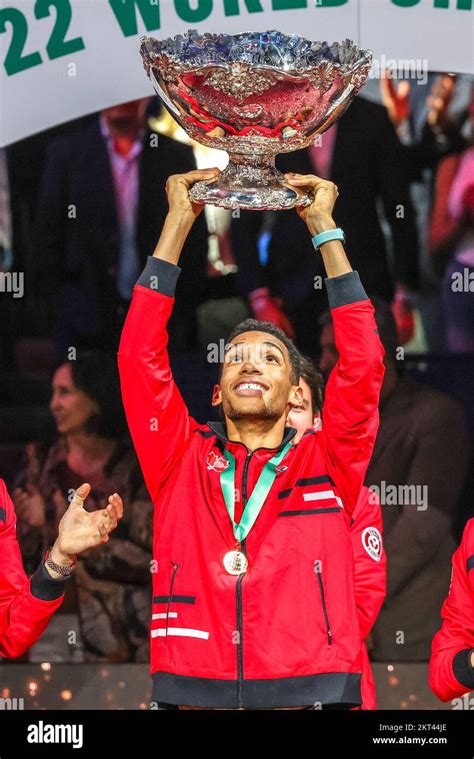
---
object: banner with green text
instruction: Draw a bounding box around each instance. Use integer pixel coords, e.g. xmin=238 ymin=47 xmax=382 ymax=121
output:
xmin=0 ymin=0 xmax=472 ymax=146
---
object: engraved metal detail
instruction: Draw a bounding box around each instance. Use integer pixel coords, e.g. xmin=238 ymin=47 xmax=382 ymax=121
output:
xmin=140 ymin=29 xmax=372 ymax=210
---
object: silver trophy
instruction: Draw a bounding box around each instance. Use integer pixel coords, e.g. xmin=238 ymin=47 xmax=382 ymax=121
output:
xmin=140 ymin=30 xmax=372 ymax=211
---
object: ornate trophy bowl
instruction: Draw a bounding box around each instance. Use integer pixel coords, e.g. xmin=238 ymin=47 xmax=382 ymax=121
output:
xmin=140 ymin=30 xmax=372 ymax=211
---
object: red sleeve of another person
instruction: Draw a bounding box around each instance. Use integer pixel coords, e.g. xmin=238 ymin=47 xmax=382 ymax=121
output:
xmin=0 ymin=479 xmax=68 ymax=659
xmin=429 ymin=519 xmax=474 ymax=702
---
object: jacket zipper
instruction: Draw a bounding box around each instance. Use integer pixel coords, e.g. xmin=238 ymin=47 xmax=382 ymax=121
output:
xmin=316 ymin=570 xmax=333 ymax=646
xmin=236 ymin=451 xmax=251 ymax=708
xmin=166 ymin=561 xmax=179 ymax=643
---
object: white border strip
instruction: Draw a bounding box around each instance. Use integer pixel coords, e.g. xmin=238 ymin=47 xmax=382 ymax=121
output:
xmin=303 ymin=490 xmax=337 ymax=502
xmin=151 ymin=628 xmax=210 ymax=640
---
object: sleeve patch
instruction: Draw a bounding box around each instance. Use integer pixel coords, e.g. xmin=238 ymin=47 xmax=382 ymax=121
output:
xmin=362 ymin=526 xmax=383 ymax=562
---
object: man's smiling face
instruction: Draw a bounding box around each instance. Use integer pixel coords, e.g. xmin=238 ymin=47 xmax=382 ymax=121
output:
xmin=213 ymin=331 xmax=301 ymax=423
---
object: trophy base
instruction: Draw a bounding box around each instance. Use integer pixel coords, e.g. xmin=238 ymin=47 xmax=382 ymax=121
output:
xmin=189 ymin=157 xmax=312 ymax=212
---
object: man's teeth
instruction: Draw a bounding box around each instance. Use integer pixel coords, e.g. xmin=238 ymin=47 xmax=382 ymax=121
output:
xmin=236 ymin=382 xmax=266 ymax=391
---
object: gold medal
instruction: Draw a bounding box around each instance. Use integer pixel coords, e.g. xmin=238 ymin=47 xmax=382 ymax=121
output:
xmin=223 ymin=550 xmax=248 ymax=575
xmin=218 ymin=441 xmax=291 ymax=577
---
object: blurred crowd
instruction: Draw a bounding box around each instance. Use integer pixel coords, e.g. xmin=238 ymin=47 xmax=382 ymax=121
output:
xmin=0 ymin=72 xmax=473 ymax=664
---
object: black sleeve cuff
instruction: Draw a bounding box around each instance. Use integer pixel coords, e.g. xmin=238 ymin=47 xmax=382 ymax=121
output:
xmin=325 ymin=271 xmax=368 ymax=309
xmin=453 ymin=648 xmax=474 ymax=690
xmin=30 ymin=560 xmax=70 ymax=601
xmin=136 ymin=256 xmax=182 ymax=297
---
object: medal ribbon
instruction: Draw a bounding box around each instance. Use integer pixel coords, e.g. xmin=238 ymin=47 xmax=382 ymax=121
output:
xmin=220 ymin=442 xmax=292 ymax=542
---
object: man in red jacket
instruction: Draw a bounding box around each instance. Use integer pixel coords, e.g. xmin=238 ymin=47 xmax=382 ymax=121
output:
xmin=119 ymin=168 xmax=385 ymax=709
xmin=430 ymin=519 xmax=474 ymax=702
xmin=287 ymin=358 xmax=386 ymax=709
xmin=0 ymin=480 xmax=122 ymax=659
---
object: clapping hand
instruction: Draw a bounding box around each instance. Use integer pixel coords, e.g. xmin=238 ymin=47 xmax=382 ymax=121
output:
xmin=49 ymin=483 xmax=123 ymax=569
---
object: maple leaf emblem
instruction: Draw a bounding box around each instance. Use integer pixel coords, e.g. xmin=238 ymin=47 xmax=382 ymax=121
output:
xmin=206 ymin=451 xmax=229 ymax=472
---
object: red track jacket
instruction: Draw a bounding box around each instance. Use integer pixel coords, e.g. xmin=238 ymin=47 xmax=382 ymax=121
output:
xmin=118 ymin=257 xmax=385 ymax=708
xmin=0 ymin=480 xmax=69 ymax=659
xmin=350 ymin=486 xmax=386 ymax=709
xmin=430 ymin=519 xmax=474 ymax=701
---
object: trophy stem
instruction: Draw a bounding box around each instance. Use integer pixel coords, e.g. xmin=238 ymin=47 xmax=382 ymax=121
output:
xmin=188 ymin=153 xmax=311 ymax=211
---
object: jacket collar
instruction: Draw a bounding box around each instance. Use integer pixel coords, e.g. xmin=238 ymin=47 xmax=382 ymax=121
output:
xmin=207 ymin=421 xmax=297 ymax=452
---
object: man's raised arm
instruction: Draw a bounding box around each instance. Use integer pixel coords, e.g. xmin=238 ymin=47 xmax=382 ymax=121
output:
xmin=118 ymin=169 xmax=219 ymax=503
xmin=286 ymin=173 xmax=385 ymax=515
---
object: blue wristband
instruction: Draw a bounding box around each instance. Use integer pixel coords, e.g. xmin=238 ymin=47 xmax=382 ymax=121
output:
xmin=312 ymin=227 xmax=346 ymax=250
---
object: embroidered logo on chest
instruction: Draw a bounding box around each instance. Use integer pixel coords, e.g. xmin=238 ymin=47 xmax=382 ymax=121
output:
xmin=206 ymin=451 xmax=229 ymax=472
xmin=362 ymin=527 xmax=383 ymax=562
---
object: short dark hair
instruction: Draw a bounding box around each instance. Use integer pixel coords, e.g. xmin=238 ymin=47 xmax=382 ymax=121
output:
xmin=223 ymin=318 xmax=301 ymax=384
xmin=299 ymin=355 xmax=325 ymax=415
xmin=59 ymin=351 xmax=127 ymax=439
